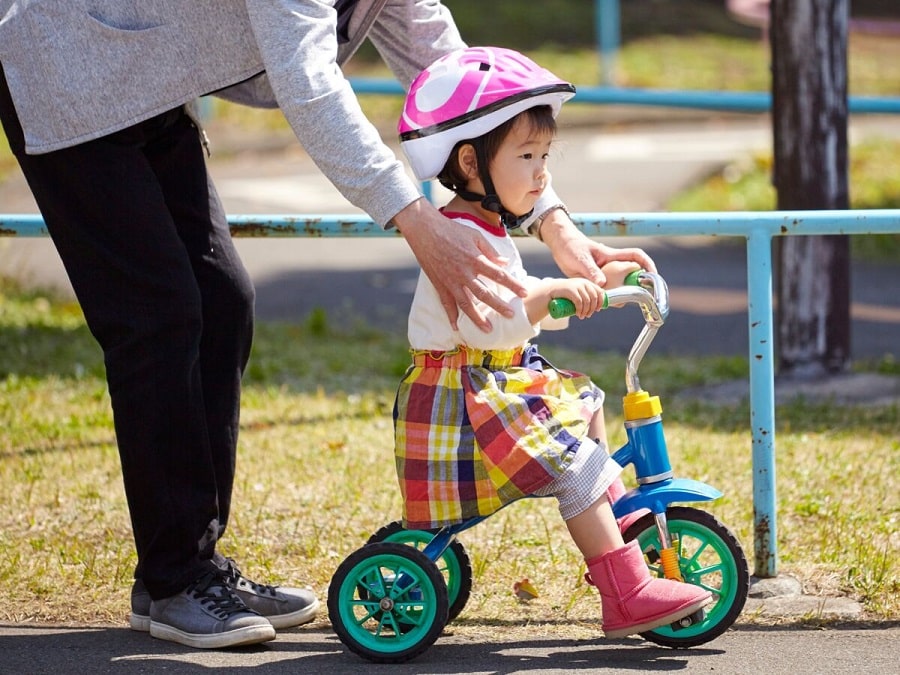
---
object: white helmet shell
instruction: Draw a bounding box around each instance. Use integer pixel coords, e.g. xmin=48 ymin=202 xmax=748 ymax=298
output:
xmin=399 ymin=47 xmax=575 ymax=181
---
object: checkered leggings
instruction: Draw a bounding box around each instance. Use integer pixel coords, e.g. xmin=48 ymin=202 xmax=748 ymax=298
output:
xmin=534 ymin=437 xmax=622 ymax=520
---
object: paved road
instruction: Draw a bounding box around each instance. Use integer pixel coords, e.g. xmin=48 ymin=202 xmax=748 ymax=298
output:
xmin=2 ymin=622 xmax=900 ymax=674
xmin=2 ymin=116 xmax=899 ymax=359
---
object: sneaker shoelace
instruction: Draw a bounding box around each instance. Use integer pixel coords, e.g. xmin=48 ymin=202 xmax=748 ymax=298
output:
xmin=220 ymin=557 xmax=278 ymax=598
xmin=189 ymin=569 xmax=256 ymax=618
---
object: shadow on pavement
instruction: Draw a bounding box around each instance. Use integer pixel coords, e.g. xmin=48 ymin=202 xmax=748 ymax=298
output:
xmin=3 ymin=620 xmax=899 ymax=674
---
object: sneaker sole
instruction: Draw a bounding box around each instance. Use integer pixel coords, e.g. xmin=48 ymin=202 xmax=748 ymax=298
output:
xmin=603 ymin=595 xmax=713 ymax=639
xmin=129 ymin=613 xmax=151 ymax=632
xmin=265 ymin=598 xmax=320 ymax=629
xmin=149 ymin=621 xmax=276 ymax=649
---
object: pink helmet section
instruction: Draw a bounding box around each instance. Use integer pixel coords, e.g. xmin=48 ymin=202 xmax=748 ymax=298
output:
xmin=399 ymin=47 xmax=575 ymax=181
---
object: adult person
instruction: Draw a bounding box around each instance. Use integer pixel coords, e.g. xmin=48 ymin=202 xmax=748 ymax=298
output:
xmin=0 ymin=0 xmax=655 ymax=649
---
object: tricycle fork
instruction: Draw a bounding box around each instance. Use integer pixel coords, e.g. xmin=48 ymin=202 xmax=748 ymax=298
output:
xmin=610 ymin=394 xmax=722 ymax=581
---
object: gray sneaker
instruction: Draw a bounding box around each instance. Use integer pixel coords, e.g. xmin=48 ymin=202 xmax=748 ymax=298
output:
xmin=148 ymin=570 xmax=276 ymax=649
xmin=130 ymin=581 xmax=153 ymax=632
xmin=130 ymin=556 xmax=319 ymax=632
xmin=216 ymin=556 xmax=320 ymax=629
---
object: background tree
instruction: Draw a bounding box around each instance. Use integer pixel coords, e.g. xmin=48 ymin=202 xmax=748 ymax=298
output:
xmin=771 ymin=0 xmax=851 ymax=377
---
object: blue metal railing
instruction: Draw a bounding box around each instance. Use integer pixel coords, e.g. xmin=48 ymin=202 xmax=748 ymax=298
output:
xmin=596 ymin=0 xmax=621 ymax=85
xmin=349 ymin=77 xmax=900 ymax=115
xmin=3 ymin=208 xmax=898 ymax=577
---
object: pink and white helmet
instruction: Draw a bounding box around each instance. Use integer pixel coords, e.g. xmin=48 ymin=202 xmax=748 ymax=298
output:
xmin=399 ymin=47 xmax=576 ymax=181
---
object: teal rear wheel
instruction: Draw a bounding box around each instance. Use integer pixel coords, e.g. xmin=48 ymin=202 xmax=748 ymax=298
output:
xmin=367 ymin=520 xmax=472 ymax=623
xmin=328 ymin=542 xmax=448 ymax=663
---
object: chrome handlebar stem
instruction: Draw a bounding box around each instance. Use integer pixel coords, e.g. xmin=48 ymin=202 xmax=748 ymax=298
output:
xmin=604 ymin=272 xmax=669 ymax=394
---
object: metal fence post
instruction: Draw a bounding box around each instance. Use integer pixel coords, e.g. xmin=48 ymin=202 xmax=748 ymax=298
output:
xmin=746 ymin=227 xmax=778 ymax=578
xmin=596 ymin=0 xmax=621 ymax=85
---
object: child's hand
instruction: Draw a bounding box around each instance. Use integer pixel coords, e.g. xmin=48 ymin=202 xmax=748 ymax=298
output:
xmin=545 ymin=277 xmax=605 ymax=320
xmin=600 ymin=260 xmax=642 ymax=288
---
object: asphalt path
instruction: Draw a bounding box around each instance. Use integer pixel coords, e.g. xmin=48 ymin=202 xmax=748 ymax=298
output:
xmin=2 ymin=116 xmax=899 ymax=359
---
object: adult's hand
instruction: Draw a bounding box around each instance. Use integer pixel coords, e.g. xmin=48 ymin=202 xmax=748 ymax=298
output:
xmin=393 ymin=198 xmax=527 ymax=331
xmin=538 ymin=208 xmax=657 ymax=286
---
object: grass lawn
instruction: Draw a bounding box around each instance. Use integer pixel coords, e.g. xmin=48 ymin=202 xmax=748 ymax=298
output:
xmin=0 ymin=281 xmax=897 ymax=630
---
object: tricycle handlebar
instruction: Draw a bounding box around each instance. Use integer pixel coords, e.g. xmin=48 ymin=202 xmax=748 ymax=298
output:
xmin=547 ymin=271 xmax=670 ymax=394
xmin=604 ymin=271 xmax=669 ymax=327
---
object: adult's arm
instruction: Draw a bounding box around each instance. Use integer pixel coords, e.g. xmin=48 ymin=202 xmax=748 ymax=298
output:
xmin=391 ymin=197 xmax=527 ymax=330
xmin=538 ymin=207 xmax=658 ymax=285
xmin=245 ymin=0 xmax=418 ymax=226
xmin=244 ymin=0 xmax=525 ymax=330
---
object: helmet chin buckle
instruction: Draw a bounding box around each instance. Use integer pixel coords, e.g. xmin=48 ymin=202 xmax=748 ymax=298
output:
xmin=456 ymin=188 xmax=533 ymax=230
xmin=500 ymin=208 xmax=533 ymax=230
xmin=483 ymin=195 xmax=531 ymax=230
xmin=481 ymin=194 xmax=502 ymax=213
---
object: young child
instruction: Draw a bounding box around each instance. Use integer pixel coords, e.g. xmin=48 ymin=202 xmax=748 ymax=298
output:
xmin=393 ymin=47 xmax=711 ymax=638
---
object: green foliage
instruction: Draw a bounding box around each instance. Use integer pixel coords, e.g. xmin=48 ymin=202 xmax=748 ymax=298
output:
xmin=866 ymin=353 xmax=900 ymax=376
xmin=425 ymin=0 xmax=758 ymax=53
xmin=444 ymin=0 xmax=596 ymax=50
xmin=668 ymin=140 xmax=900 ymax=261
xmin=668 ymin=154 xmax=776 ymax=212
xmin=304 ymin=306 xmax=329 ymax=337
xmin=0 ymin=280 xmax=103 ymax=380
xmin=246 ymin=319 xmax=410 ymax=393
xmin=618 ymin=34 xmax=770 ymax=91
xmin=849 ymin=138 xmax=900 ymax=209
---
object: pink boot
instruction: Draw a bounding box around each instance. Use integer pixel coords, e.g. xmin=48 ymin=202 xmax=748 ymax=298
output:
xmin=607 ymin=477 xmax=649 ymax=534
xmin=585 ymin=540 xmax=712 ymax=639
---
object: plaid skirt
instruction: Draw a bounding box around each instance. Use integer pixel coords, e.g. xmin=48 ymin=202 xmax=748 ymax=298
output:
xmin=393 ymin=343 xmax=603 ymax=529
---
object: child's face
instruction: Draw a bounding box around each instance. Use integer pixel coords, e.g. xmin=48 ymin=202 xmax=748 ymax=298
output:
xmin=486 ymin=117 xmax=552 ymax=219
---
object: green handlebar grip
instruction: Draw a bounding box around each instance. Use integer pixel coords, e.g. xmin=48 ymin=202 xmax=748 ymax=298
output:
xmin=624 ymin=269 xmax=643 ymax=286
xmin=548 ymin=294 xmax=610 ymax=319
xmin=548 ymin=271 xmax=643 ymax=318
xmin=548 ymin=298 xmax=576 ymax=319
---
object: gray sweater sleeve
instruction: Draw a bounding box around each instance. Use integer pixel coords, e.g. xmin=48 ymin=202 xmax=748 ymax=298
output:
xmin=366 ymin=0 xmax=466 ymax=89
xmin=244 ymin=0 xmax=422 ymax=227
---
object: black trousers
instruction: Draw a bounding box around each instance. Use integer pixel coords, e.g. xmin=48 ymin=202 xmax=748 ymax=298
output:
xmin=0 ymin=67 xmax=255 ymax=599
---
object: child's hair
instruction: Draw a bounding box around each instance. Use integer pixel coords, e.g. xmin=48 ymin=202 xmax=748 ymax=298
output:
xmin=437 ymin=105 xmax=556 ymax=194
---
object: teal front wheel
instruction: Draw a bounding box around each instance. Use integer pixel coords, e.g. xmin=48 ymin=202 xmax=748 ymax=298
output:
xmin=328 ymin=542 xmax=449 ymax=663
xmin=623 ymin=506 xmax=749 ymax=648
